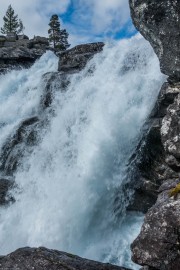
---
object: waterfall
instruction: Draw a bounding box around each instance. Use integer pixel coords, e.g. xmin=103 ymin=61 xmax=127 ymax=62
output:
xmin=0 ymin=36 xmax=165 ymax=269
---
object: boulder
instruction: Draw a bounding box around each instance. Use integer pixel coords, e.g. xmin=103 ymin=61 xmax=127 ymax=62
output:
xmin=129 ymin=0 xmax=180 ymax=82
xmin=0 ymin=247 xmax=131 ymax=270
xmin=58 ymin=42 xmax=104 ymax=73
xmin=131 ymin=180 xmax=180 ymax=270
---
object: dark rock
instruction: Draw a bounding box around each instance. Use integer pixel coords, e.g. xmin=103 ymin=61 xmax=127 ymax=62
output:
xmin=41 ymin=72 xmax=71 ymax=110
xmin=128 ymin=83 xmax=180 ymax=213
xmin=129 ymin=0 xmax=180 ymax=82
xmin=58 ymin=42 xmax=104 ymax=73
xmin=0 ymin=116 xmax=40 ymax=176
xmin=0 ymin=247 xmax=130 ymax=270
xmin=0 ymin=178 xmax=14 ymax=205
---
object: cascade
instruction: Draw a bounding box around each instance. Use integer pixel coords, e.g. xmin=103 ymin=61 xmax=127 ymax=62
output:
xmin=0 ymin=36 xmax=165 ymax=269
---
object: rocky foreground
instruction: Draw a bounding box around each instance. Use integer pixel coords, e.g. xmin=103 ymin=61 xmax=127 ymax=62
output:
xmin=0 ymin=247 xmax=129 ymax=270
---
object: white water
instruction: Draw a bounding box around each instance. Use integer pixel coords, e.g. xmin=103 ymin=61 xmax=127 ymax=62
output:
xmin=0 ymin=36 xmax=165 ymax=269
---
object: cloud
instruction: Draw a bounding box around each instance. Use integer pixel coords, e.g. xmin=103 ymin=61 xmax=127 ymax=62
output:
xmin=0 ymin=0 xmax=70 ymax=37
xmin=69 ymin=0 xmax=131 ymax=35
xmin=0 ymin=0 xmax=134 ymax=45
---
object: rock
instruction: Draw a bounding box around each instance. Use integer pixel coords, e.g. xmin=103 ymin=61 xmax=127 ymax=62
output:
xmin=128 ymin=83 xmax=180 ymax=213
xmin=129 ymin=0 xmax=180 ymax=82
xmin=0 ymin=116 xmax=40 ymax=176
xmin=41 ymin=72 xmax=71 ymax=110
xmin=0 ymin=35 xmax=50 ymax=73
xmin=161 ymin=84 xmax=180 ymax=160
xmin=0 ymin=178 xmax=14 ymax=205
xmin=131 ymin=182 xmax=180 ymax=270
xmin=130 ymin=82 xmax=180 ymax=268
xmin=58 ymin=42 xmax=104 ymax=73
xmin=0 ymin=247 xmax=130 ymax=270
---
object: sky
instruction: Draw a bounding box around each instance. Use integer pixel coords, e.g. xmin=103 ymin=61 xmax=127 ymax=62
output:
xmin=0 ymin=0 xmax=137 ymax=46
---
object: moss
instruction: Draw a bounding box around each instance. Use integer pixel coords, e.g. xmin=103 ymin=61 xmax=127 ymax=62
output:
xmin=67 ymin=253 xmax=77 ymax=258
xmin=169 ymin=183 xmax=180 ymax=199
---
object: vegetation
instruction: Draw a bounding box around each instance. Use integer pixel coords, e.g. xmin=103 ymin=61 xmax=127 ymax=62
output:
xmin=1 ymin=5 xmax=25 ymax=35
xmin=48 ymin=14 xmax=70 ymax=51
xmin=169 ymin=183 xmax=180 ymax=199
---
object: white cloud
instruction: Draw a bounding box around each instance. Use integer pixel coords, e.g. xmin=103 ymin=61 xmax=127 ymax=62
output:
xmin=0 ymin=0 xmax=70 ymax=37
xmin=70 ymin=0 xmax=130 ymax=36
xmin=0 ymin=0 xmax=134 ymax=45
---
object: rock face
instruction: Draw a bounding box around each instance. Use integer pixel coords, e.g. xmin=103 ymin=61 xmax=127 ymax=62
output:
xmin=129 ymin=83 xmax=180 ymax=213
xmin=131 ymin=83 xmax=180 ymax=269
xmin=58 ymin=42 xmax=104 ymax=73
xmin=129 ymin=0 xmax=180 ymax=269
xmin=0 ymin=247 xmax=130 ymax=270
xmin=129 ymin=0 xmax=180 ymax=82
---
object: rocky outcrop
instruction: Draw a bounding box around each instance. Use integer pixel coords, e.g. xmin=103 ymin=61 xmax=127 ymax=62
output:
xmin=58 ymin=42 xmax=104 ymax=73
xmin=129 ymin=0 xmax=180 ymax=269
xmin=0 ymin=247 xmax=130 ymax=270
xmin=0 ymin=35 xmax=50 ymax=73
xmin=128 ymin=83 xmax=180 ymax=213
xmin=129 ymin=0 xmax=180 ymax=82
xmin=131 ymin=83 xmax=180 ymax=269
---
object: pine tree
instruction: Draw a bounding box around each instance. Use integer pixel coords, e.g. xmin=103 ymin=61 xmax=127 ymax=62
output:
xmin=48 ymin=14 xmax=70 ymax=51
xmin=1 ymin=5 xmax=21 ymax=34
xmin=17 ymin=19 xmax=25 ymax=35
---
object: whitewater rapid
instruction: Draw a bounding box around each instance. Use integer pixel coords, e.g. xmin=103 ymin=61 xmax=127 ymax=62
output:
xmin=0 ymin=36 xmax=165 ymax=269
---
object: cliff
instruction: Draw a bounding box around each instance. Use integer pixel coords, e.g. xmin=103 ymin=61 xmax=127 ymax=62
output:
xmin=129 ymin=0 xmax=180 ymax=269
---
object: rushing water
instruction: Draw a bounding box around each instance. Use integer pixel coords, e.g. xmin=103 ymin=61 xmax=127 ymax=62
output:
xmin=0 ymin=36 xmax=164 ymax=269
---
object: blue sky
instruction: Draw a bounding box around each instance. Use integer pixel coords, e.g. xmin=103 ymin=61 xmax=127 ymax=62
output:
xmin=0 ymin=0 xmax=137 ymax=46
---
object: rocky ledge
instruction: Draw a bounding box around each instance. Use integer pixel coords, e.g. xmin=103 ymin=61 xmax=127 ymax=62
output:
xmin=0 ymin=36 xmax=50 ymax=74
xmin=0 ymin=247 xmax=130 ymax=270
xmin=58 ymin=42 xmax=104 ymax=73
xmin=129 ymin=0 xmax=180 ymax=269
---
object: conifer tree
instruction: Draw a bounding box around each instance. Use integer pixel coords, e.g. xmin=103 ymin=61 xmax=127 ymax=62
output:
xmin=18 ymin=19 xmax=25 ymax=35
xmin=48 ymin=14 xmax=70 ymax=51
xmin=1 ymin=5 xmax=22 ymax=34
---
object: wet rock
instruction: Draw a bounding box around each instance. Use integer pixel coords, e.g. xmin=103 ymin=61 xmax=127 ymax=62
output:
xmin=58 ymin=42 xmax=104 ymax=73
xmin=0 ymin=116 xmax=40 ymax=176
xmin=0 ymin=178 xmax=14 ymax=205
xmin=41 ymin=72 xmax=71 ymax=109
xmin=129 ymin=0 xmax=180 ymax=82
xmin=0 ymin=247 xmax=130 ymax=270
